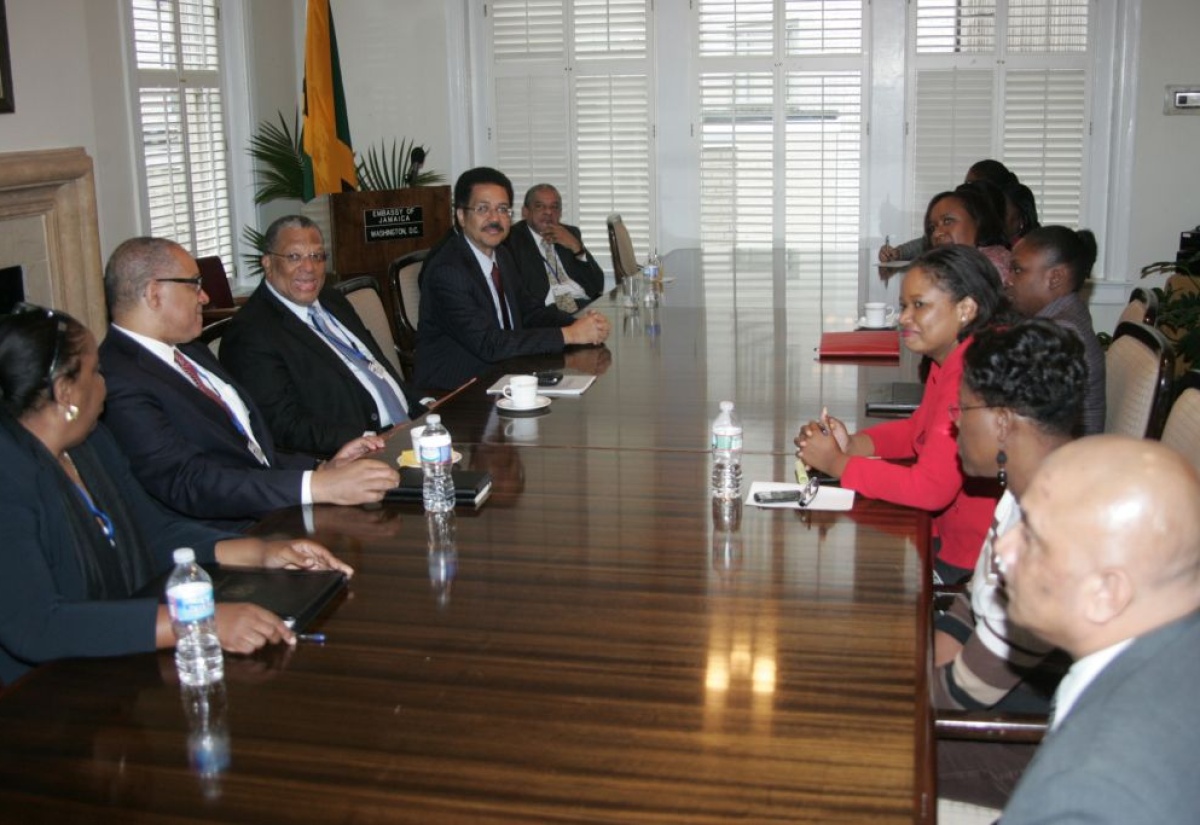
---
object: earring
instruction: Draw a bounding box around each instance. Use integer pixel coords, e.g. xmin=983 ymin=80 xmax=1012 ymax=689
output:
xmin=996 ymin=448 xmax=1008 ymax=487
xmin=64 ymin=404 xmax=79 ymax=423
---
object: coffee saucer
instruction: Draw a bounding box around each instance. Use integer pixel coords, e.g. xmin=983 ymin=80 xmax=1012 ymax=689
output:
xmin=496 ymin=395 xmax=552 ymax=415
xmin=397 ymin=449 xmax=463 ymax=469
xmin=856 ymin=317 xmax=896 ymax=330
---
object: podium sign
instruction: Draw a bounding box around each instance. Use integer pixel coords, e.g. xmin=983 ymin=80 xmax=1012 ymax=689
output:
xmin=328 ymin=186 xmax=451 ymax=281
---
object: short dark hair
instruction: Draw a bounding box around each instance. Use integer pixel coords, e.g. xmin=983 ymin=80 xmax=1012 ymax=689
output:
xmin=908 ymin=244 xmax=1013 ymax=342
xmin=0 ymin=307 xmax=89 ymax=419
xmin=523 ymin=183 xmax=560 ymax=210
xmin=263 ymin=215 xmax=322 ymax=253
xmin=104 ymin=236 xmax=181 ymax=317
xmin=1019 ymin=225 xmax=1098 ymax=292
xmin=966 ymin=159 xmax=1018 ymax=188
xmin=963 ymin=319 xmax=1087 ymax=437
xmin=923 ymin=188 xmax=1008 ymax=250
xmin=454 ymin=167 xmax=514 ymax=210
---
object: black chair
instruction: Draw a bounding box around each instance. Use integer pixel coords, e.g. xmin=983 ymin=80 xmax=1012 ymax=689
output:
xmin=332 ymin=276 xmax=405 ymax=380
xmin=1105 ymin=321 xmax=1175 ymax=439
xmin=606 ymin=214 xmax=639 ymax=286
xmin=199 ymin=316 xmax=232 ymax=358
xmin=197 ymin=256 xmax=238 ymax=323
xmin=386 ymin=250 xmax=429 ymax=381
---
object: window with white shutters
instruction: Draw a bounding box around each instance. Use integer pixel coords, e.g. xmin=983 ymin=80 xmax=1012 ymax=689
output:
xmin=131 ymin=0 xmax=233 ymax=266
xmin=698 ymin=0 xmax=863 ymax=312
xmin=910 ymin=0 xmax=1092 ymax=236
xmin=489 ymin=0 xmax=652 ymax=276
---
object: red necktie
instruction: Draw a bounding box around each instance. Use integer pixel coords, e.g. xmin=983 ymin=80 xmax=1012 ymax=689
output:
xmin=174 ymin=349 xmax=228 ymax=410
xmin=491 ymin=261 xmax=511 ymax=330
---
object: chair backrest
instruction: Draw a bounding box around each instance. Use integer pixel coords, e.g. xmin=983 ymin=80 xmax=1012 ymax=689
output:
xmin=386 ymin=250 xmax=428 ymax=382
xmin=196 ymin=255 xmax=235 ymax=310
xmin=606 ymin=214 xmax=639 ymax=284
xmin=199 ymin=316 xmax=232 ymax=358
xmin=332 ymin=275 xmax=405 ymax=379
xmin=387 ymin=250 xmax=428 ymax=334
xmin=1160 ymin=369 xmax=1200 ymax=474
xmin=1116 ymin=287 xmax=1158 ymax=328
xmin=1104 ymin=321 xmax=1175 ymax=439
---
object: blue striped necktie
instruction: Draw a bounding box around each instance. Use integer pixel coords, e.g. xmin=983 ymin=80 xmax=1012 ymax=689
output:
xmin=308 ymin=305 xmax=409 ymax=425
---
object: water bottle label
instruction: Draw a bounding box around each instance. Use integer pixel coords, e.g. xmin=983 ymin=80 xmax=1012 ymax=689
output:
xmin=419 ymin=439 xmax=452 ymax=463
xmin=168 ymin=581 xmax=215 ymax=623
xmin=712 ymin=432 xmax=743 ymax=451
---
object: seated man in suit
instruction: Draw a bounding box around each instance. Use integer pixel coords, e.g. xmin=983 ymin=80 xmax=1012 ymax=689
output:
xmin=504 ymin=183 xmax=604 ymax=312
xmin=415 ymin=167 xmax=610 ymax=391
xmin=998 ymin=435 xmax=1200 ymax=824
xmin=99 ymin=237 xmax=400 ymax=527
xmin=220 ymin=216 xmax=423 ymax=457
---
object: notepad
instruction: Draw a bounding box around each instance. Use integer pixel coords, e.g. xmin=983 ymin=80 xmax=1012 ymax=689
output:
xmin=486 ymin=374 xmax=596 ymax=397
xmin=384 ymin=468 xmax=493 ymax=508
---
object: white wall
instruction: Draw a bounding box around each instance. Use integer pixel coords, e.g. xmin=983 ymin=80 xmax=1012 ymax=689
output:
xmin=1124 ymin=0 xmax=1200 ymax=275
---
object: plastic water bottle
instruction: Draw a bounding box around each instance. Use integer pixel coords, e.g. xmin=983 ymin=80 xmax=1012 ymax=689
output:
xmin=710 ymin=401 xmax=743 ymax=501
xmin=419 ymin=414 xmax=455 ymax=512
xmin=166 ymin=548 xmax=224 ymax=687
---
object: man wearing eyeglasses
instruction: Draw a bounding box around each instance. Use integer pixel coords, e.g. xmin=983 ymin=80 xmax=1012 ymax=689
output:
xmin=504 ymin=183 xmax=604 ymax=313
xmin=98 ymin=236 xmax=400 ymax=528
xmin=219 ymin=216 xmax=422 ymax=456
xmin=414 ymin=167 xmax=610 ymax=391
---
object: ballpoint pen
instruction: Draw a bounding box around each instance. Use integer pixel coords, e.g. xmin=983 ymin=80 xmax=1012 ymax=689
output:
xmin=296 ymin=633 xmax=326 ymax=644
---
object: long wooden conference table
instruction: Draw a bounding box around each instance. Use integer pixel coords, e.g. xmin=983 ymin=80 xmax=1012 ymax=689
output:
xmin=0 ymin=264 xmax=934 ymax=823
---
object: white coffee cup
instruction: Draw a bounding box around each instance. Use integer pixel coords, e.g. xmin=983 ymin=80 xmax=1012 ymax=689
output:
xmin=408 ymin=424 xmax=426 ymax=455
xmin=864 ymin=302 xmax=896 ymax=328
xmin=501 ymin=375 xmax=540 ymax=409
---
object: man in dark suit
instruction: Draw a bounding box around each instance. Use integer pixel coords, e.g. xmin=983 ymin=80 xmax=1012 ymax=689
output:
xmin=504 ymin=183 xmax=604 ymax=312
xmin=99 ymin=237 xmax=399 ymax=527
xmin=997 ymin=436 xmax=1200 ymax=824
xmin=220 ymin=216 xmax=423 ymax=456
xmin=415 ymin=167 xmax=610 ymax=392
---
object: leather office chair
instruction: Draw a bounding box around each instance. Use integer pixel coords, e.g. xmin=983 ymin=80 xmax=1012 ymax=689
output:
xmin=1104 ymin=321 xmax=1175 ymax=439
xmin=332 ymin=276 xmax=405 ymax=379
xmin=199 ymin=316 xmax=232 ymax=358
xmin=1160 ymin=369 xmax=1200 ymax=474
xmin=606 ymin=214 xmax=640 ymax=285
xmin=1116 ymin=287 xmax=1158 ymax=327
xmin=197 ymin=255 xmax=238 ymax=323
xmin=387 ymin=249 xmax=428 ymax=380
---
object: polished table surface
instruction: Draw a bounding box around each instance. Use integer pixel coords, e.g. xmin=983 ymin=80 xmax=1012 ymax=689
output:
xmin=0 ymin=268 xmax=933 ymax=823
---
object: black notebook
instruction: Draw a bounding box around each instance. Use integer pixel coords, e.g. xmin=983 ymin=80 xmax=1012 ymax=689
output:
xmin=384 ymin=468 xmax=493 ymax=508
xmin=865 ymin=381 xmax=924 ymax=417
xmin=137 ymin=565 xmax=348 ymax=633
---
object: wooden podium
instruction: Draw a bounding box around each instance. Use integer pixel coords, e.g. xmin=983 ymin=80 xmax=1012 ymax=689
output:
xmin=324 ymin=185 xmax=452 ymax=297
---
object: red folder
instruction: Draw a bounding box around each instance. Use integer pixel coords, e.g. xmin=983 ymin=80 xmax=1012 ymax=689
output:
xmin=818 ymin=330 xmax=900 ymax=360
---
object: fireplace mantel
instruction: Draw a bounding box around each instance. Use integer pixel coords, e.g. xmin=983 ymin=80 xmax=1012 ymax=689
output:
xmin=0 ymin=147 xmax=106 ymax=334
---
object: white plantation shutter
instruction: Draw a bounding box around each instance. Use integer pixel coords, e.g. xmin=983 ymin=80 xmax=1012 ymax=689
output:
xmin=490 ymin=0 xmax=652 ymax=275
xmin=909 ymin=0 xmax=1093 ymax=240
xmin=131 ymin=0 xmax=232 ymax=265
xmin=913 ymin=69 xmax=994 ymax=226
xmin=1002 ymin=70 xmax=1086 ymax=226
xmin=698 ymin=0 xmax=863 ymax=312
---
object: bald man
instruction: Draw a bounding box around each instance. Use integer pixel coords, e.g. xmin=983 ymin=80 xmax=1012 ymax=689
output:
xmin=998 ymin=435 xmax=1200 ymax=824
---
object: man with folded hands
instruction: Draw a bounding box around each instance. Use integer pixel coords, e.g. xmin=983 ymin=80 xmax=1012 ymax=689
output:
xmin=99 ymin=236 xmax=399 ymax=528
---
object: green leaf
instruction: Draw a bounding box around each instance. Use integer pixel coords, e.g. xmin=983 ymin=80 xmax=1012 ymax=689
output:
xmin=248 ymin=110 xmax=308 ymax=204
xmin=240 ymin=225 xmax=268 ymax=278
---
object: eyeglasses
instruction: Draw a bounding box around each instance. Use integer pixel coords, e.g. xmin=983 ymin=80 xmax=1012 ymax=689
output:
xmin=948 ymin=403 xmax=994 ymax=423
xmin=154 ymin=276 xmax=204 ymax=293
xmin=268 ymin=251 xmax=329 ymax=266
xmin=467 ymin=203 xmax=513 ymax=219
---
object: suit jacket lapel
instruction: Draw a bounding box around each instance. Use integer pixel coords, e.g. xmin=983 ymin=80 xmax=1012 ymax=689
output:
xmin=179 ymin=340 xmax=279 ymax=462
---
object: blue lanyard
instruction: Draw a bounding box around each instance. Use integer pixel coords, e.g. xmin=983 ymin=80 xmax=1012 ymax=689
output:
xmin=71 ymin=481 xmax=116 ymax=548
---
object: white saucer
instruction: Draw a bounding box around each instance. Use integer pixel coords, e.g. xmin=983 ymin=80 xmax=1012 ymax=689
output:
xmin=397 ymin=449 xmax=463 ymax=469
xmin=857 ymin=317 xmax=896 ymax=330
xmin=496 ymin=395 xmax=552 ymax=413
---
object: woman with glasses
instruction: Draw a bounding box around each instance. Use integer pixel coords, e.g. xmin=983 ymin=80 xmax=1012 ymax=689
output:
xmin=796 ymin=245 xmax=1013 ymax=582
xmin=0 ymin=307 xmax=352 ymax=685
xmin=937 ymin=320 xmax=1086 ymax=808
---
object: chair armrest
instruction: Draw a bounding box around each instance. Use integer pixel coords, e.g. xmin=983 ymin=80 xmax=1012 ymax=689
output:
xmin=935 ymin=710 xmax=1048 ymax=744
